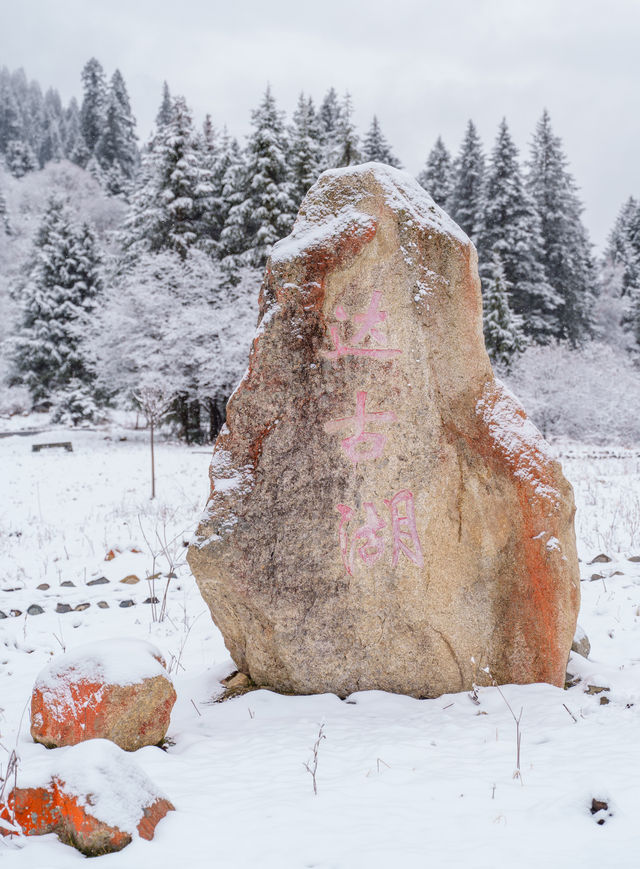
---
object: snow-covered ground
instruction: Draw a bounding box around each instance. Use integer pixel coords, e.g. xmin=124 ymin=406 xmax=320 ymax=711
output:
xmin=1 ymin=421 xmax=640 ymax=868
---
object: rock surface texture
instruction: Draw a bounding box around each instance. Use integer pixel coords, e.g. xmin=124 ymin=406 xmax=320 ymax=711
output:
xmin=188 ymin=162 xmax=580 ymax=698
xmin=30 ymin=639 xmax=176 ymax=750
xmin=0 ymin=740 xmax=173 ymax=855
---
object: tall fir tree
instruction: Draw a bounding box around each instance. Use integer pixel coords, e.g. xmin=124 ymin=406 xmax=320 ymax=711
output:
xmin=448 ymin=120 xmax=485 ymax=244
xmin=482 ymin=254 xmax=525 ymax=368
xmin=156 ymin=81 xmax=173 ymax=129
xmin=331 ymin=92 xmax=361 ymax=168
xmin=123 ymin=95 xmax=214 ymax=260
xmin=80 ymin=58 xmax=107 ymax=154
xmin=318 ymin=87 xmax=341 ymax=170
xmin=288 ymin=93 xmax=322 ymax=208
xmin=527 ymin=110 xmax=594 ymax=345
xmin=362 ymin=115 xmax=401 ymax=167
xmin=604 ymin=197 xmax=640 ymax=296
xmin=95 ymin=69 xmax=139 ymax=194
xmin=63 ymin=97 xmax=89 ymax=165
xmin=221 ymin=86 xmax=296 ymax=267
xmin=11 ymin=199 xmax=102 ymax=412
xmin=0 ymin=81 xmax=24 ymax=154
xmin=417 ymin=136 xmax=453 ymax=207
xmin=477 ymin=118 xmax=559 ymax=343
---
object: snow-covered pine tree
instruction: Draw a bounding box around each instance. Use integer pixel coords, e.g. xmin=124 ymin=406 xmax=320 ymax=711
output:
xmin=482 ymin=254 xmax=525 ymax=368
xmin=604 ymin=197 xmax=640 ymax=297
xmin=448 ymin=120 xmax=485 ymax=244
xmin=221 ymin=86 xmax=296 ymax=267
xmin=38 ymin=91 xmax=64 ymax=167
xmin=0 ymin=80 xmax=23 ymax=154
xmin=5 ymin=140 xmax=37 ymax=178
xmin=331 ymin=92 xmax=361 ymax=168
xmin=95 ymin=69 xmax=139 ymax=195
xmin=417 ymin=136 xmax=453 ymax=208
xmin=80 ymin=58 xmax=107 ymax=155
xmin=156 ymin=82 xmax=173 ymax=129
xmin=11 ymin=199 xmax=102 ymax=415
xmin=477 ymin=118 xmax=560 ymax=343
xmin=63 ymin=97 xmax=90 ymax=166
xmin=288 ymin=93 xmax=322 ymax=208
xmin=527 ymin=110 xmax=595 ymax=346
xmin=122 ymin=95 xmax=214 ymax=260
xmin=362 ymin=115 xmax=401 ymax=167
xmin=318 ymin=87 xmax=341 ymax=171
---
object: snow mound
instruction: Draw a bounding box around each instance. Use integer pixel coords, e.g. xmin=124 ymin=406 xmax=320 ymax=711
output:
xmin=33 ymin=637 xmax=169 ymax=690
xmin=17 ymin=738 xmax=169 ymax=835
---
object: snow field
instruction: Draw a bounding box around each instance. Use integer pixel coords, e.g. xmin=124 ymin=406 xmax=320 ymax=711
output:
xmin=1 ymin=427 xmax=640 ymax=868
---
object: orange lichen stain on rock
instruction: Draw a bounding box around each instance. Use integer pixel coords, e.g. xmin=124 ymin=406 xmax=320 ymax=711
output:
xmin=451 ymin=380 xmax=575 ymax=687
xmin=104 ymin=548 xmax=120 ymax=561
xmin=1 ymin=782 xmax=173 ymax=854
xmin=136 ymin=797 xmax=174 ymax=841
xmin=31 ymin=680 xmax=110 ymax=748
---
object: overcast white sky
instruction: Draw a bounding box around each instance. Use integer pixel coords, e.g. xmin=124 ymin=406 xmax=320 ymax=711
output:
xmin=2 ymin=0 xmax=639 ymax=249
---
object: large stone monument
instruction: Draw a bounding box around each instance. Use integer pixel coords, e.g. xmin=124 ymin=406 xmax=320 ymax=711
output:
xmin=187 ymin=162 xmax=580 ymax=698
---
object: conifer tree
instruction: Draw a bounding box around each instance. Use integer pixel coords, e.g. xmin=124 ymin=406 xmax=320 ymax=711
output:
xmin=0 ymin=82 xmax=24 ymax=153
xmin=477 ymin=119 xmax=559 ymax=343
xmin=288 ymin=93 xmax=322 ymax=207
xmin=5 ymin=140 xmax=37 ymax=177
xmin=331 ymin=92 xmax=361 ymax=168
xmin=11 ymin=199 xmax=102 ymax=412
xmin=80 ymin=58 xmax=107 ymax=154
xmin=362 ymin=115 xmax=401 ymax=167
xmin=482 ymin=254 xmax=525 ymax=367
xmin=448 ymin=120 xmax=485 ymax=244
xmin=63 ymin=97 xmax=89 ymax=166
xmin=95 ymin=69 xmax=139 ymax=194
xmin=123 ymin=95 xmax=214 ymax=260
xmin=38 ymin=103 xmax=64 ymax=167
xmin=221 ymin=86 xmax=296 ymax=267
xmin=156 ymin=82 xmax=173 ymax=129
xmin=417 ymin=136 xmax=453 ymax=207
xmin=605 ymin=197 xmax=640 ymax=297
xmin=318 ymin=87 xmax=341 ymax=170
xmin=527 ymin=110 xmax=594 ymax=345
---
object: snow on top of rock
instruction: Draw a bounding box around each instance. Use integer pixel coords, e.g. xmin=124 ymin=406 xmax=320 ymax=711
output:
xmin=271 ymin=161 xmax=468 ymax=266
xmin=476 ymin=379 xmax=560 ymax=506
xmin=33 ymin=638 xmax=169 ymax=690
xmin=17 ymin=738 xmax=167 ymax=834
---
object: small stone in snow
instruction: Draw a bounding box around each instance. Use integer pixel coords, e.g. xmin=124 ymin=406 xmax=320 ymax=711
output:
xmin=589 ymin=553 xmax=612 ymax=564
xmin=120 ymin=575 xmax=140 ymax=585
xmin=56 ymin=603 xmax=73 ymax=614
xmin=87 ymin=576 xmax=109 ymax=586
xmin=75 ymin=603 xmax=90 ymax=611
xmin=97 ymin=601 xmax=109 ymax=609
xmin=119 ymin=600 xmax=135 ymax=608
xmin=0 ymin=611 xmax=7 ymax=619
xmin=27 ymin=604 xmax=44 ymax=616
xmin=10 ymin=609 xmax=22 ymax=617
xmin=143 ymin=597 xmax=159 ymax=604
xmin=37 ymin=583 xmax=50 ymax=590
xmin=60 ymin=581 xmax=75 ymax=587
xmin=627 ymin=555 xmax=640 ymax=562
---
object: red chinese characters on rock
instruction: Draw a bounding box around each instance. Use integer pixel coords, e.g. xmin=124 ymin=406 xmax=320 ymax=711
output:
xmin=336 ymin=491 xmax=423 ymax=576
xmin=324 ymin=391 xmax=397 ymax=464
xmin=323 ymin=290 xmax=423 ymax=575
xmin=322 ymin=291 xmax=402 ymax=360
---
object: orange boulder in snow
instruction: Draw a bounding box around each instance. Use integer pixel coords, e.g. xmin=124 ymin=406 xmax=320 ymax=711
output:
xmin=0 ymin=740 xmax=174 ymax=855
xmin=30 ymin=639 xmax=176 ymax=751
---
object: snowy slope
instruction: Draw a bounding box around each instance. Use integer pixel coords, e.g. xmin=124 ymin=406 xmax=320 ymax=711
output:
xmin=1 ymin=426 xmax=640 ymax=868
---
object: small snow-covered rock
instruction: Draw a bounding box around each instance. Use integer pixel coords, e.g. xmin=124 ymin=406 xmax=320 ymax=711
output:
xmin=0 ymin=739 xmax=174 ymax=855
xmin=30 ymin=638 xmax=176 ymax=751
xmin=571 ymin=624 xmax=590 ymax=658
